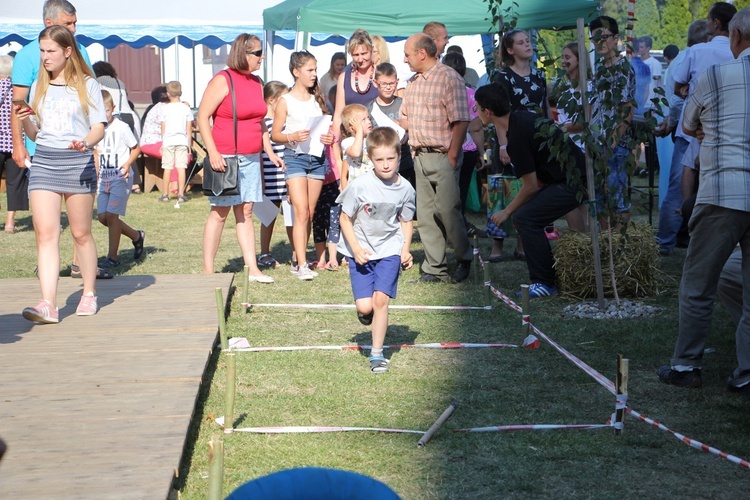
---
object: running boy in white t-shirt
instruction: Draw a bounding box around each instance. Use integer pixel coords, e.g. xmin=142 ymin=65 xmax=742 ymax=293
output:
xmin=95 ymin=90 xmax=145 ymax=268
xmin=159 ymin=81 xmax=193 ymax=204
xmin=337 ymin=127 xmax=416 ymax=373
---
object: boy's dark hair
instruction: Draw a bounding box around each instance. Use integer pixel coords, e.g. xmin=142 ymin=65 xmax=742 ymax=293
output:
xmin=663 ymin=44 xmax=679 ymax=60
xmin=474 ymin=82 xmax=511 ymax=118
xmin=639 ymin=36 xmax=653 ymax=49
xmin=150 ymin=85 xmax=168 ymax=105
xmin=590 ymin=16 xmax=619 ymax=35
xmin=374 ymin=62 xmax=397 ymax=80
xmin=442 ymin=52 xmax=466 ymax=78
xmin=709 ymin=2 xmax=737 ymax=33
xmin=366 ymin=127 xmax=401 ymax=157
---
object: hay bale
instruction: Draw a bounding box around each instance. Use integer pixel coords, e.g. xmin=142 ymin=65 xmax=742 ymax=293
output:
xmin=553 ymin=222 xmax=660 ymax=299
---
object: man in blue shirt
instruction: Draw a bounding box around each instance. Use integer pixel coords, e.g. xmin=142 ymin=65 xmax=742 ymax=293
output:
xmin=11 ymin=0 xmax=92 ymax=167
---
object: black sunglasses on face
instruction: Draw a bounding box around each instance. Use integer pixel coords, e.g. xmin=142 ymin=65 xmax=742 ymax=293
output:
xmin=246 ymin=49 xmax=263 ymax=57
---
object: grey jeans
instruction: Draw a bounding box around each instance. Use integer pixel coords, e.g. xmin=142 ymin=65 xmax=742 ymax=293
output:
xmin=672 ymin=204 xmax=750 ymax=380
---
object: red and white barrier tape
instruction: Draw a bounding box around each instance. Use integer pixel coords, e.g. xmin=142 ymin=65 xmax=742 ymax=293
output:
xmin=488 ymin=283 xmax=523 ymax=312
xmin=229 ymin=342 xmax=522 ymax=352
xmin=243 ymin=302 xmax=491 ymax=311
xmin=486 ymin=282 xmax=750 ymax=469
xmin=626 ymin=408 xmax=750 ymax=469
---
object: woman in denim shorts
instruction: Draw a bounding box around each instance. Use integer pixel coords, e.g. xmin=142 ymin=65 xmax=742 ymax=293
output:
xmin=271 ymin=51 xmax=334 ymax=280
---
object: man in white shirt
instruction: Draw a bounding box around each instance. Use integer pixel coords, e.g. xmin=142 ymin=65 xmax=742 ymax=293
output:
xmin=656 ymin=2 xmax=737 ymax=255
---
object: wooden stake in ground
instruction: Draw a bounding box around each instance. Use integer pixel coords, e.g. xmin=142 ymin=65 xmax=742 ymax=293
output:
xmin=215 ymin=287 xmax=228 ymax=350
xmin=417 ymin=401 xmax=458 ymax=448
xmin=483 ymin=264 xmax=491 ymax=308
xmin=207 ymin=436 xmax=224 ymax=500
xmin=224 ymin=353 xmax=236 ymax=434
xmin=473 ymin=235 xmax=480 ymax=286
xmin=521 ymin=284 xmax=530 ymax=338
xmin=242 ymin=265 xmax=250 ymax=313
xmin=615 ymin=354 xmax=629 ymax=435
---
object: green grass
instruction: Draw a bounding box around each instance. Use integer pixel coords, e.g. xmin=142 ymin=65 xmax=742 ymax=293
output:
xmin=2 ymin=188 xmax=748 ymax=498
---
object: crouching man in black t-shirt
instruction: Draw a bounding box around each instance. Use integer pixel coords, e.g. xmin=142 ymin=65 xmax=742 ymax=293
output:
xmin=475 ymin=82 xmax=587 ymax=298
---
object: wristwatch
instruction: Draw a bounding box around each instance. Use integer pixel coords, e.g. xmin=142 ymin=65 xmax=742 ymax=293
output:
xmin=82 ymin=140 xmax=90 ymax=150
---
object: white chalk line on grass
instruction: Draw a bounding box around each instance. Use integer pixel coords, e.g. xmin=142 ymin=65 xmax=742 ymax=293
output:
xmin=214 ymin=417 xmax=425 ymax=435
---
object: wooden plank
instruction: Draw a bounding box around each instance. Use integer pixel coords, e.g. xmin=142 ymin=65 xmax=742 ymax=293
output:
xmin=0 ymin=274 xmax=233 ymax=498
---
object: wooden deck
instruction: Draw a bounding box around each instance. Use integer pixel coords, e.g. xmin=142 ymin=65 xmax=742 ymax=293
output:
xmin=0 ymin=274 xmax=233 ymax=498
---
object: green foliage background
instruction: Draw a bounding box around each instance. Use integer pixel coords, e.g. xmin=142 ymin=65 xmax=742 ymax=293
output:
xmin=535 ymin=0 xmax=750 ymax=70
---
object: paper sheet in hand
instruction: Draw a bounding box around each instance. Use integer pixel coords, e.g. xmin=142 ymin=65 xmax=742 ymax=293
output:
xmin=297 ymin=115 xmax=332 ymax=157
xmin=253 ymin=195 xmax=281 ymax=227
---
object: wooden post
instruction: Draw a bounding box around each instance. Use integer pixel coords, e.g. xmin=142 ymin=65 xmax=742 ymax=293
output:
xmin=576 ymin=17 xmax=606 ymax=310
xmin=215 ymin=287 xmax=228 ymax=351
xmin=242 ymin=265 xmax=250 ymax=313
xmin=417 ymin=401 xmax=458 ymax=448
xmin=207 ymin=436 xmax=224 ymax=500
xmin=521 ymin=284 xmax=530 ymax=338
xmin=224 ymin=353 xmax=236 ymax=434
xmin=473 ymin=235 xmax=480 ymax=286
xmin=483 ymin=261 xmax=491 ymax=308
xmin=614 ymin=354 xmax=629 ymax=435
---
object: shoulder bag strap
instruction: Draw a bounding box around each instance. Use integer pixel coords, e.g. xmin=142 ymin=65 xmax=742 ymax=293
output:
xmin=114 ymin=78 xmax=124 ymax=112
xmin=224 ymin=70 xmax=237 ymax=156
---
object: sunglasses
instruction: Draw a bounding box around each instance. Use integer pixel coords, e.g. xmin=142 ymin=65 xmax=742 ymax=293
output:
xmin=245 ymin=49 xmax=263 ymax=57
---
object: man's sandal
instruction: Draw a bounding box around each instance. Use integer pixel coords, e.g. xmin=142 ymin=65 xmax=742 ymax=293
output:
xmin=258 ymin=253 xmax=279 ymax=269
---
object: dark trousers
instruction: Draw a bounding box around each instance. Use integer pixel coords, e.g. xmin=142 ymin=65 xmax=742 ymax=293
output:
xmin=513 ymin=183 xmax=585 ymax=287
xmin=0 ymin=152 xmax=30 ymax=211
xmin=459 ymin=150 xmax=479 ymax=214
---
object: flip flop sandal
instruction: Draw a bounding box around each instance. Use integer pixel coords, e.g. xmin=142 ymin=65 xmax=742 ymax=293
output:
xmin=324 ymin=260 xmax=340 ymax=271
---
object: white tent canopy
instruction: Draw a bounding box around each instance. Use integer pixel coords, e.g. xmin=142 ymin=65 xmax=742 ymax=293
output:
xmin=0 ymin=0 xmax=271 ymax=48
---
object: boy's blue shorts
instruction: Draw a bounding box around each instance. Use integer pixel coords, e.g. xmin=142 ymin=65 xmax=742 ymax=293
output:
xmin=348 ymin=255 xmax=401 ymax=301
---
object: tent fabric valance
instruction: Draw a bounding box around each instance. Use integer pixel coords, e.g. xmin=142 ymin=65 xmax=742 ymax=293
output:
xmin=263 ymin=0 xmax=600 ymax=36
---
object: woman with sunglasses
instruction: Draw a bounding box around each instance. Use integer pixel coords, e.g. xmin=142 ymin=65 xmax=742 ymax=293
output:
xmin=197 ymin=34 xmax=278 ymax=283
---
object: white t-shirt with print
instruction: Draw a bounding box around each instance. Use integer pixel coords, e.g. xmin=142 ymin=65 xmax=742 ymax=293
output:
xmin=96 ymin=118 xmax=137 ymax=181
xmin=32 ymin=77 xmax=107 ymax=149
xmin=341 ymin=136 xmax=373 ymax=181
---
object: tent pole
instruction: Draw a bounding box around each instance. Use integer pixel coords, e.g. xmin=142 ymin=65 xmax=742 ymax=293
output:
xmin=192 ymin=41 xmax=197 ymax=106
xmin=577 ymin=17 xmax=606 ymax=309
xmin=264 ymin=30 xmax=274 ymax=82
xmin=174 ymin=37 xmax=179 ymax=85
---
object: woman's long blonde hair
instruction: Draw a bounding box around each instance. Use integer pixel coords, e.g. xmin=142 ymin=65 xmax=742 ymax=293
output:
xmin=32 ymin=25 xmax=95 ymax=122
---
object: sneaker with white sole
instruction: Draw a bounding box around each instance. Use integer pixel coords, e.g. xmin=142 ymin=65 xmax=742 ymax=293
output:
xmin=295 ymin=263 xmax=316 ymax=280
xmin=76 ymin=293 xmax=98 ymax=316
xmin=369 ymin=355 xmax=389 ymax=373
xmin=22 ymin=299 xmax=59 ymax=324
xmin=516 ymin=283 xmax=558 ymax=298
